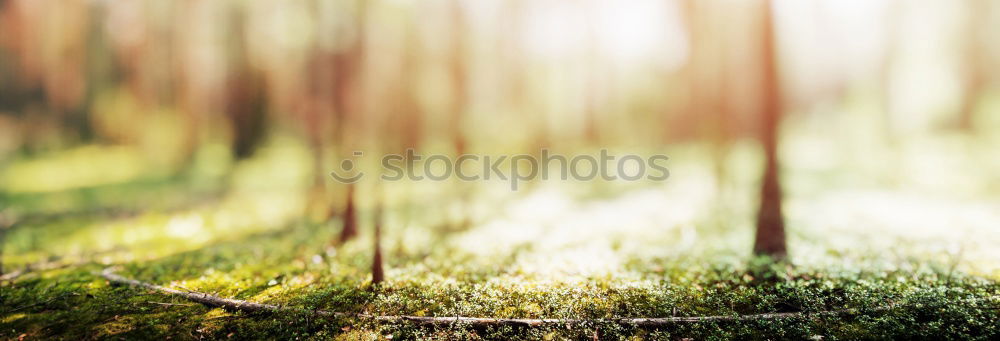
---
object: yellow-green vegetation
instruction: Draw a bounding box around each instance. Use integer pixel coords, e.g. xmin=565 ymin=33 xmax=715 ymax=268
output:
xmin=2 ymin=140 xmax=999 ymax=340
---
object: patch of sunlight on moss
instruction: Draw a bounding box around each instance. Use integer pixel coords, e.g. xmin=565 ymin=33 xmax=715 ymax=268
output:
xmin=22 ymin=141 xmax=313 ymax=261
xmin=334 ymin=330 xmax=380 ymax=340
xmin=169 ymin=271 xmax=260 ymax=297
xmin=788 ymin=189 xmax=1000 ymax=276
xmin=250 ymin=273 xmax=317 ymax=302
xmin=37 ymin=188 xmax=305 ymax=264
xmin=2 ymin=313 xmax=27 ymax=323
xmin=203 ymin=308 xmax=230 ymax=319
xmin=2 ymin=145 xmax=149 ymax=193
xmin=449 ymin=166 xmax=714 ymax=278
xmin=97 ymin=316 xmax=137 ymax=337
xmin=896 ymin=136 xmax=988 ymax=195
xmin=189 ymin=309 xmax=232 ymax=336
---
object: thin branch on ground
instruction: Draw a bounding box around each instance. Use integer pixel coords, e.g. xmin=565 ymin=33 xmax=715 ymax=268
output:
xmin=1 ymin=268 xmax=26 ymax=282
xmin=146 ymin=302 xmax=197 ymax=307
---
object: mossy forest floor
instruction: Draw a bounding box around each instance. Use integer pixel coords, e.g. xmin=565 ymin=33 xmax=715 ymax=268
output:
xmin=2 ymin=139 xmax=1000 ymax=340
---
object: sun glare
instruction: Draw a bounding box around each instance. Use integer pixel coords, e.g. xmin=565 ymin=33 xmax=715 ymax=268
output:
xmin=519 ymin=0 xmax=687 ymax=69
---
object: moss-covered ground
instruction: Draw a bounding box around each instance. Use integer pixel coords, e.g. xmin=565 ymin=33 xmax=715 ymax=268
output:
xmin=2 ymin=139 xmax=999 ymax=340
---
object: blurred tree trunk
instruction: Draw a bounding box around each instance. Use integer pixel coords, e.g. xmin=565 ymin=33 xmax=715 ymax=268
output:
xmin=331 ymin=1 xmax=367 ymax=243
xmin=449 ymin=0 xmax=468 ymax=155
xmin=448 ymin=0 xmax=474 ymax=230
xmin=956 ymin=0 xmax=988 ymax=132
xmin=339 ymin=183 xmax=358 ymax=243
xmin=302 ymin=35 xmax=337 ymax=220
xmin=302 ymin=52 xmax=331 ymax=219
xmin=753 ymin=0 xmax=786 ymax=258
xmin=392 ymin=28 xmax=424 ymax=153
xmin=225 ymin=12 xmax=267 ymax=160
xmin=225 ymin=72 xmax=268 ymax=160
xmin=681 ymin=0 xmax=735 ymax=223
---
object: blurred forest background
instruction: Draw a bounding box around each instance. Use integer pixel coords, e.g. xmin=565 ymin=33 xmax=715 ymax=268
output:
xmin=1 ymin=0 xmax=1000 ymax=338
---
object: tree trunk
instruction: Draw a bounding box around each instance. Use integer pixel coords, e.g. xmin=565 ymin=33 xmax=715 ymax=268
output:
xmin=752 ymin=0 xmax=786 ymax=258
xmin=226 ymin=71 xmax=268 ymax=160
xmin=225 ymin=12 xmax=267 ymax=161
xmin=372 ymin=201 xmax=384 ymax=285
xmin=956 ymin=0 xmax=987 ymax=131
xmin=339 ymin=183 xmax=358 ymax=243
xmin=330 ymin=1 xmax=366 ymax=242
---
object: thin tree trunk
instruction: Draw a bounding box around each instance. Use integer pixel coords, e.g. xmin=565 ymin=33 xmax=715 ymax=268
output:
xmin=339 ymin=183 xmax=358 ymax=243
xmin=752 ymin=0 xmax=786 ymax=258
xmin=449 ymin=0 xmax=467 ymax=153
xmin=331 ymin=1 xmax=366 ymax=243
xmin=225 ymin=12 xmax=267 ymax=161
xmin=956 ymin=0 xmax=987 ymax=131
xmin=372 ymin=200 xmax=384 ymax=285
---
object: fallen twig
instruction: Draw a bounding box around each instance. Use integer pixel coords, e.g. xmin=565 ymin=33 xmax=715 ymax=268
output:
xmin=101 ymin=268 xmax=298 ymax=315
xmin=98 ymin=268 xmax=1000 ymax=327
xmin=0 ymin=268 xmax=26 ymax=282
xmin=146 ymin=301 xmax=196 ymax=307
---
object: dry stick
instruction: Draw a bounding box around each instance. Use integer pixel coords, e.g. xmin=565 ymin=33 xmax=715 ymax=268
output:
xmin=100 ymin=269 xmax=304 ymax=315
xmin=99 ymin=268 xmax=999 ymax=327
xmin=146 ymin=302 xmax=196 ymax=307
xmin=0 ymin=268 xmax=25 ymax=282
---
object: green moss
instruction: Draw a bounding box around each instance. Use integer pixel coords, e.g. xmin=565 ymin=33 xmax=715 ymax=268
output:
xmin=2 ymin=146 xmax=999 ymax=340
xmin=3 ymin=249 xmax=997 ymax=340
